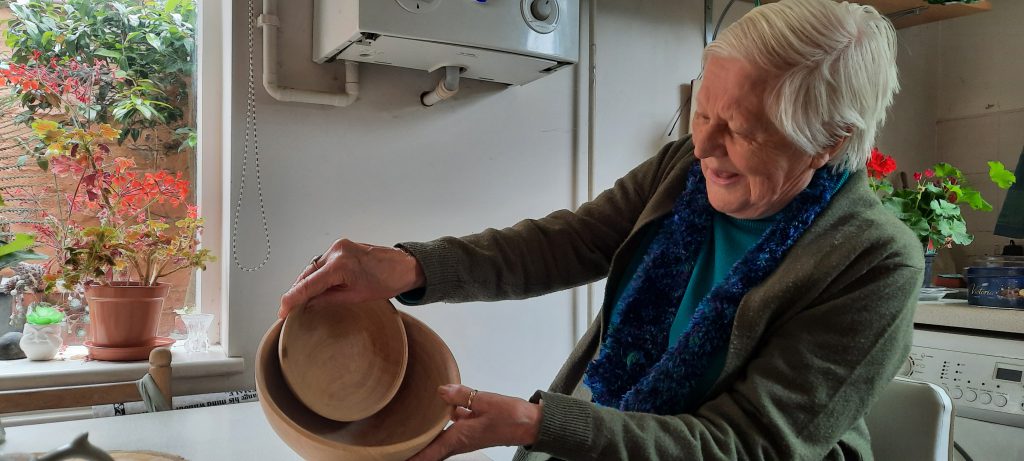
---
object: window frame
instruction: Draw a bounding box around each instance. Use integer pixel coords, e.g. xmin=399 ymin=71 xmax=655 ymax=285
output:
xmin=0 ymin=0 xmax=241 ymax=394
xmin=196 ymin=0 xmax=230 ymax=350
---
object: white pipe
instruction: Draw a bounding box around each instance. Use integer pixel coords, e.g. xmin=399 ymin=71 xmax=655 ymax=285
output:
xmin=420 ymin=66 xmax=461 ymax=107
xmin=259 ymin=0 xmax=358 ymax=107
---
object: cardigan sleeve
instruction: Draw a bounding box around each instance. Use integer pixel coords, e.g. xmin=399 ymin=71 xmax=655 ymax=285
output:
xmin=526 ymin=257 xmax=921 ymax=461
xmin=395 ymin=140 xmax=689 ymax=305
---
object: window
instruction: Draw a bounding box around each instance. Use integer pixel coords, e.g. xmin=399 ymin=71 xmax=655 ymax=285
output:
xmin=0 ymin=0 xmax=206 ymax=349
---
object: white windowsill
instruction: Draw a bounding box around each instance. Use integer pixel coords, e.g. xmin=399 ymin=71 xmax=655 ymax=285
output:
xmin=0 ymin=344 xmax=244 ymax=392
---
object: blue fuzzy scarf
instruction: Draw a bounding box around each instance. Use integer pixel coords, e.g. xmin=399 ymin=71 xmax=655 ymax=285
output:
xmin=583 ymin=161 xmax=846 ymax=415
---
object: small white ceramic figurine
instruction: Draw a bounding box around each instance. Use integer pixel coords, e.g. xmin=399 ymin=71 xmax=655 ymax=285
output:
xmin=20 ymin=323 xmax=63 ymax=361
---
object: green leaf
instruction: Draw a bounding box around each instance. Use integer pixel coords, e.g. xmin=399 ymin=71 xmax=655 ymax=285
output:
xmin=930 ymin=199 xmax=960 ymax=217
xmin=0 ymin=234 xmax=35 ymax=258
xmin=989 ymin=161 xmax=1017 ymax=189
xmin=0 ymin=248 xmax=48 ymax=271
xmin=905 ymin=215 xmax=931 ymax=237
xmin=95 ymin=48 xmax=122 ymax=58
xmin=959 ymin=189 xmax=992 ymax=211
xmin=950 ymin=219 xmax=972 ymax=245
xmin=0 ymin=194 xmax=5 ymax=207
xmin=145 ymin=32 xmax=162 ymax=51
xmin=37 ymin=156 xmax=49 ymax=172
xmin=933 ymin=163 xmax=960 ymax=178
xmin=165 ymin=0 xmax=181 ymax=14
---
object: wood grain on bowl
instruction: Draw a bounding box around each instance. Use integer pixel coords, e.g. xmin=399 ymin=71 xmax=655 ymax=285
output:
xmin=279 ymin=299 xmax=408 ymax=422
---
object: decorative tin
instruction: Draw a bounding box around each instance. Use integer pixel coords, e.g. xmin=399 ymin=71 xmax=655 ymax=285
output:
xmin=967 ymin=266 xmax=1024 ymax=309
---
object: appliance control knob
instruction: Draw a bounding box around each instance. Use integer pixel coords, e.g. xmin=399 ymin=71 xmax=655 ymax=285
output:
xmin=980 ymin=393 xmax=992 ymax=405
xmin=531 ymin=0 xmax=554 ymax=21
xmin=965 ymin=390 xmax=978 ymax=402
xmin=994 ymin=395 xmax=1008 ymax=407
xmin=898 ymin=356 xmax=914 ymax=377
xmin=950 ymin=388 xmax=963 ymax=399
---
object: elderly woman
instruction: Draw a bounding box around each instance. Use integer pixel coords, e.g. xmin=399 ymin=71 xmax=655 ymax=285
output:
xmin=280 ymin=0 xmax=922 ymax=459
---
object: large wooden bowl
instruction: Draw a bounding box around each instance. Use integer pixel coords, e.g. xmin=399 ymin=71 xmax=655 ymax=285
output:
xmin=256 ymin=312 xmax=460 ymax=461
xmin=279 ymin=299 xmax=408 ymax=422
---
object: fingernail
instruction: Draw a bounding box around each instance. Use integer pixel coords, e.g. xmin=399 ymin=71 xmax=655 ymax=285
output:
xmin=439 ymin=384 xmax=455 ymax=395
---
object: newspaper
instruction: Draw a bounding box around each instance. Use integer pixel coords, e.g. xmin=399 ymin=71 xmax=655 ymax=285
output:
xmin=91 ymin=390 xmax=258 ymax=418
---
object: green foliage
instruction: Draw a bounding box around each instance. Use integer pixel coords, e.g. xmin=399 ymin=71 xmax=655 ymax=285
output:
xmin=0 ymin=195 xmax=48 ymax=270
xmin=0 ymin=240 xmax=48 ymax=270
xmin=868 ymin=160 xmax=1017 ymax=250
xmin=26 ymin=302 xmax=64 ymax=325
xmin=2 ymin=0 xmax=194 ymax=133
xmin=989 ymin=161 xmax=1017 ymax=189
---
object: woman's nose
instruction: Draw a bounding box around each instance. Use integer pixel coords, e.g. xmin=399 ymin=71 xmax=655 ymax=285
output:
xmin=693 ymin=123 xmax=725 ymax=160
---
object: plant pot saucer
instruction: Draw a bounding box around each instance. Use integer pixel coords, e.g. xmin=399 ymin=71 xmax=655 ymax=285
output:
xmin=85 ymin=337 xmax=175 ymax=361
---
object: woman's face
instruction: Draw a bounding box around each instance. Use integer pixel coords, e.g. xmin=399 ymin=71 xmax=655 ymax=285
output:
xmin=692 ymin=56 xmax=835 ymax=219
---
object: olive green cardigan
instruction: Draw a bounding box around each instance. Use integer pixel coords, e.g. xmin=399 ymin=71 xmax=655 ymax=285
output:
xmin=398 ymin=137 xmax=923 ymax=461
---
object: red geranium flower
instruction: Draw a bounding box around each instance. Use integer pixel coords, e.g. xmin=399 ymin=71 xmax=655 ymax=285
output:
xmin=867 ymin=147 xmax=897 ymax=179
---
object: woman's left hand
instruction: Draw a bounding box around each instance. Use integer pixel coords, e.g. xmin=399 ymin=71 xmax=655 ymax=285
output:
xmin=408 ymin=384 xmax=542 ymax=461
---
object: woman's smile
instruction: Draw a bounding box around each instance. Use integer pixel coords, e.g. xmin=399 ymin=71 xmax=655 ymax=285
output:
xmin=705 ymin=167 xmax=742 ymax=186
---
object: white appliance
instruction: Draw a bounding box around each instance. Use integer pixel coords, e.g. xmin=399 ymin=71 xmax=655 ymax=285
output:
xmin=904 ymin=329 xmax=1024 ymax=427
xmin=312 ymin=0 xmax=579 ymax=86
xmin=904 ymin=326 xmax=1024 ymax=460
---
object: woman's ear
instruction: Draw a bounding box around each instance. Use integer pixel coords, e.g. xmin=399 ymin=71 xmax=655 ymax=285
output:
xmin=812 ymin=134 xmax=850 ymax=169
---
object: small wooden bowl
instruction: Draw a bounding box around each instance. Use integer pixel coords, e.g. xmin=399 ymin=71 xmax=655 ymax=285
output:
xmin=257 ymin=312 xmax=460 ymax=461
xmin=279 ymin=299 xmax=408 ymax=422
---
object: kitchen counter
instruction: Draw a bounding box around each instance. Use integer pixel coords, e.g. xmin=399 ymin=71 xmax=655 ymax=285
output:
xmin=915 ymin=299 xmax=1024 ymax=335
xmin=0 ymin=402 xmax=491 ymax=461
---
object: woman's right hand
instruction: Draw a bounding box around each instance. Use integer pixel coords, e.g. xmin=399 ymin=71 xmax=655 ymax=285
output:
xmin=278 ymin=239 xmax=425 ymax=319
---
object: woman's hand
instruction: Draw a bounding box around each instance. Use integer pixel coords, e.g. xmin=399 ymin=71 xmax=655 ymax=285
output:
xmin=278 ymin=239 xmax=425 ymax=318
xmin=409 ymin=384 xmax=542 ymax=461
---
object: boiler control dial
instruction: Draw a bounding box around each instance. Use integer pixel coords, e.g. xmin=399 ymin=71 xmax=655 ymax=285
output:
xmin=521 ymin=0 xmax=559 ymax=33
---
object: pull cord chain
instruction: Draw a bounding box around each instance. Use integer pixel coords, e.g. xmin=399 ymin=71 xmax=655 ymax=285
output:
xmin=232 ymin=0 xmax=272 ymax=272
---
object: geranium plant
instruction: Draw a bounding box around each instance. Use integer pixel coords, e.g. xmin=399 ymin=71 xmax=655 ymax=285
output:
xmin=867 ymin=147 xmax=1017 ymax=250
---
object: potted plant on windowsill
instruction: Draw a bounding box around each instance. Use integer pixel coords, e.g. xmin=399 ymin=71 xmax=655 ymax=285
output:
xmin=29 ymin=120 xmax=214 ymax=352
xmin=866 ymin=147 xmax=1017 ymax=286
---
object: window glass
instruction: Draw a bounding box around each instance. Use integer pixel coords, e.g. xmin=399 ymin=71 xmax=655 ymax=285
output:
xmin=0 ymin=0 xmax=199 ymax=345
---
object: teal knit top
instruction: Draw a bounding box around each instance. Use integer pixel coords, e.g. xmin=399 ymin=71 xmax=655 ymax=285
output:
xmin=610 ymin=211 xmax=774 ymax=408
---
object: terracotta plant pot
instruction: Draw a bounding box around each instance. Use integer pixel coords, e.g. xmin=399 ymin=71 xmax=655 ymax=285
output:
xmin=84 ymin=282 xmax=170 ymax=348
xmin=256 ymin=311 xmax=460 ymax=461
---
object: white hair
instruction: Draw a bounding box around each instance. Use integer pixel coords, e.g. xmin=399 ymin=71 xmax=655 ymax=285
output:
xmin=704 ymin=0 xmax=899 ymax=172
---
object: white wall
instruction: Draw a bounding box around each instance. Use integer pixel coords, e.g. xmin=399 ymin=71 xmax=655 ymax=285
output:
xmin=935 ymin=0 xmax=1024 ymax=268
xmin=225 ymin=1 xmax=718 ymax=459
xmin=877 ymin=0 xmax=1024 ymax=274
xmin=874 ymin=24 xmax=941 ymax=177
xmin=586 ymin=0 xmax=751 ymax=319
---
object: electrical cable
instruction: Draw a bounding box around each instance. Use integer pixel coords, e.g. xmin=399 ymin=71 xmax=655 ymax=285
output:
xmin=954 ymin=441 xmax=975 ymax=461
xmin=712 ymin=0 xmax=738 ymax=42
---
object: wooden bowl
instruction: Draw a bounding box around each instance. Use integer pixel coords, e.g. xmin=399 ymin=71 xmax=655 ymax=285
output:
xmin=256 ymin=312 xmax=460 ymax=461
xmin=278 ymin=299 xmax=408 ymax=422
